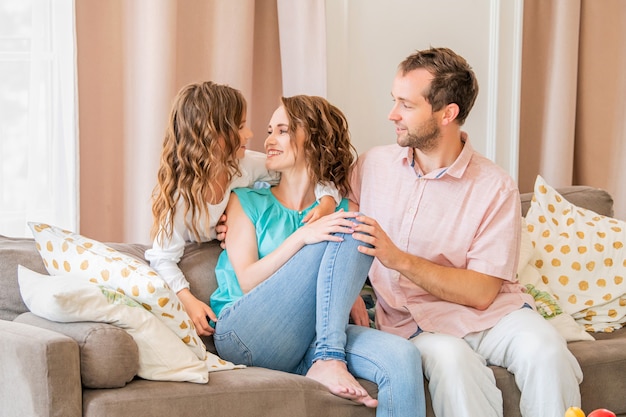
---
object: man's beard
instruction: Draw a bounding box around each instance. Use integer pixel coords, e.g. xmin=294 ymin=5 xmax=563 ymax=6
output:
xmin=397 ymin=116 xmax=440 ymax=152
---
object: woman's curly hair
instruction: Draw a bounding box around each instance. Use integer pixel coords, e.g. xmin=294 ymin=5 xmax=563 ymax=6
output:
xmin=151 ymin=81 xmax=246 ymax=243
xmin=281 ymin=95 xmax=357 ymax=198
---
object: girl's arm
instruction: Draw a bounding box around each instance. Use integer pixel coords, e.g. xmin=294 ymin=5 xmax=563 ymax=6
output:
xmin=304 ymin=182 xmax=341 ymax=223
xmin=176 ymin=288 xmax=217 ymax=336
xmin=146 ymin=218 xmax=217 ymax=336
xmin=224 ymin=193 xmax=358 ymax=293
xmin=145 ymin=227 xmax=188 ymax=293
xmin=243 ymin=150 xmax=341 ymax=211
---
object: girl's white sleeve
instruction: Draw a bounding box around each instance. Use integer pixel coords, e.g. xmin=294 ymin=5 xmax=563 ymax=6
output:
xmin=314 ymin=182 xmax=341 ymax=206
xmin=145 ymin=227 xmax=189 ymax=294
xmin=241 ymin=150 xmax=278 ymax=184
xmin=242 ymin=150 xmax=341 ymax=205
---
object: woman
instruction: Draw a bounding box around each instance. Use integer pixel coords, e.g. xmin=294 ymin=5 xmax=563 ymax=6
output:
xmin=210 ymin=95 xmax=426 ymax=416
xmin=146 ymin=81 xmax=338 ymax=336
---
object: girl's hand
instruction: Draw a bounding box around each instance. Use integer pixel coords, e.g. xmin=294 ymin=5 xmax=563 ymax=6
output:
xmin=177 ymin=288 xmax=217 ymax=336
xmin=215 ymin=214 xmax=228 ymax=249
xmin=302 ymin=195 xmax=336 ymax=223
xmin=298 ymin=210 xmax=358 ymax=245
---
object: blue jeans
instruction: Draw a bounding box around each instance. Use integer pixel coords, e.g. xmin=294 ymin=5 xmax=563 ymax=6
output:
xmin=214 ymin=232 xmax=425 ymax=417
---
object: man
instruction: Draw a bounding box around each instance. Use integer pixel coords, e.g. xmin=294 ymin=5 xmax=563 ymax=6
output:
xmin=350 ymin=47 xmax=583 ymax=417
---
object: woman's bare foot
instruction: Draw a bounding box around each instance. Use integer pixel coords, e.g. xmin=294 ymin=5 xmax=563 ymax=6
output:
xmin=305 ymin=359 xmax=378 ymax=408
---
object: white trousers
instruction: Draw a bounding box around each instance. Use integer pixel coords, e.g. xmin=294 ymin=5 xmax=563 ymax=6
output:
xmin=410 ymin=308 xmax=583 ymax=417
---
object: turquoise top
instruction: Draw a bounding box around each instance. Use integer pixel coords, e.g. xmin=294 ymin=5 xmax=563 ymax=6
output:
xmin=209 ymin=187 xmax=349 ymax=318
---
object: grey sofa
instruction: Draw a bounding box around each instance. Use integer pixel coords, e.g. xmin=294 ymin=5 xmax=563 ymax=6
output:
xmin=1 ymin=186 xmax=625 ymax=417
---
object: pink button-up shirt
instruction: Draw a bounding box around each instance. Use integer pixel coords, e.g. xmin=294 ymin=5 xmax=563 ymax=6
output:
xmin=351 ymin=136 xmax=533 ymax=338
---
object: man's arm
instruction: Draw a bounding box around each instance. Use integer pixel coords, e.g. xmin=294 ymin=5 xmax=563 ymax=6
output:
xmin=352 ymin=214 xmax=502 ymax=310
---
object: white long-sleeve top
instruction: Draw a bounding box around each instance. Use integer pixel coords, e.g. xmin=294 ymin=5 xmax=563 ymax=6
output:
xmin=145 ymin=150 xmax=340 ymax=293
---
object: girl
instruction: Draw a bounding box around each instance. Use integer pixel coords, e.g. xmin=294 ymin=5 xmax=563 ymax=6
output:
xmin=147 ymin=82 xmax=338 ymax=336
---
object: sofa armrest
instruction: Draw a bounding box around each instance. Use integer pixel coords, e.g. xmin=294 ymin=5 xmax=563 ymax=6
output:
xmin=14 ymin=313 xmax=139 ymax=389
xmin=0 ymin=319 xmax=82 ymax=417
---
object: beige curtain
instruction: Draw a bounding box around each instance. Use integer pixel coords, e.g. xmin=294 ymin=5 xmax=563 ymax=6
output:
xmin=519 ymin=0 xmax=626 ymax=220
xmin=76 ymin=0 xmax=326 ymax=244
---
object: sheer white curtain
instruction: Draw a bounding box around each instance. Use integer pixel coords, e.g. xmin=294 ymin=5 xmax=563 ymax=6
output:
xmin=76 ymin=0 xmax=326 ymax=244
xmin=277 ymin=0 xmax=327 ymax=97
xmin=0 ymin=0 xmax=77 ymax=238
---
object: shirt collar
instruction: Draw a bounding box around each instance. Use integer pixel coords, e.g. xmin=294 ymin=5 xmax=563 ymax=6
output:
xmin=402 ymin=131 xmax=473 ymax=179
xmin=446 ymin=131 xmax=473 ymax=179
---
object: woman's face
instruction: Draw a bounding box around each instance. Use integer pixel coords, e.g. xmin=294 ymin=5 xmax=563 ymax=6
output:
xmin=264 ymin=106 xmax=306 ymax=171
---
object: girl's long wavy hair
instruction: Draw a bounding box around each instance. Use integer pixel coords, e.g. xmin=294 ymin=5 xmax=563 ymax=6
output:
xmin=281 ymin=95 xmax=357 ymax=198
xmin=151 ymin=81 xmax=246 ymax=244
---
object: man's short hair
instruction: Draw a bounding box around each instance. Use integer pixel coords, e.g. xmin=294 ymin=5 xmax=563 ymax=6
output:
xmin=399 ymin=47 xmax=479 ymax=125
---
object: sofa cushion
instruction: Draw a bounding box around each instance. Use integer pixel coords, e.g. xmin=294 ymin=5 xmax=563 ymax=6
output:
xmin=525 ymin=176 xmax=626 ymax=332
xmin=82 ymin=367 xmax=378 ymax=417
xmin=568 ymin=327 xmax=626 ymax=414
xmin=27 ymin=222 xmax=206 ymax=360
xmin=18 ymin=266 xmax=212 ymax=384
xmin=14 ymin=312 xmax=138 ymax=389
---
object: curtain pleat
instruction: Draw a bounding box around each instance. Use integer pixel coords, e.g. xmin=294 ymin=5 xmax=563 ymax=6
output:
xmin=77 ymin=0 xmax=294 ymax=243
xmin=519 ymin=0 xmax=626 ymax=220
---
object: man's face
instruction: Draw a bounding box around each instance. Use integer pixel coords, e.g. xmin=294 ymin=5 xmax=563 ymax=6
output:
xmin=388 ymin=68 xmax=441 ymax=151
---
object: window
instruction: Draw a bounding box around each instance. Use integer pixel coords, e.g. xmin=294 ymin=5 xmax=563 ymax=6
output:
xmin=0 ymin=0 xmax=77 ymax=238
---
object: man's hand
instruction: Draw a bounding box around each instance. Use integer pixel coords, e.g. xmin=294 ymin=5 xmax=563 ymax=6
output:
xmin=350 ymin=296 xmax=370 ymax=327
xmin=302 ymin=195 xmax=336 ymax=223
xmin=351 ymin=214 xmax=403 ymax=270
xmin=353 ymin=214 xmax=504 ymax=310
xmin=215 ymin=214 xmax=227 ymax=249
xmin=176 ymin=288 xmax=217 ymax=336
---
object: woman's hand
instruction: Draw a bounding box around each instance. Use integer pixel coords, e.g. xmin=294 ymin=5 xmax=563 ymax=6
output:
xmin=176 ymin=288 xmax=217 ymax=336
xmin=297 ymin=209 xmax=358 ymax=245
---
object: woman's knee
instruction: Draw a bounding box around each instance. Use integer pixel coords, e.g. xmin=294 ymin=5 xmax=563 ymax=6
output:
xmin=386 ymin=338 xmax=422 ymax=369
xmin=347 ymin=327 xmax=421 ymax=375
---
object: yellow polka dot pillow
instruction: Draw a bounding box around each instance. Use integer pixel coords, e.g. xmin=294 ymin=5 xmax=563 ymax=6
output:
xmin=524 ymin=176 xmax=626 ymax=332
xmin=27 ymin=222 xmax=206 ymax=359
xmin=18 ymin=266 xmax=210 ymax=383
xmin=518 ymin=218 xmax=594 ymax=341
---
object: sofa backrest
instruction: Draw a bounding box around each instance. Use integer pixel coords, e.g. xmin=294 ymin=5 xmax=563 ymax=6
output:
xmin=0 ymin=236 xmax=47 ymax=321
xmin=0 ymin=234 xmax=223 ymax=321
xmin=1 ymin=185 xmax=615 ymax=321
xmin=520 ymin=185 xmax=614 ymax=218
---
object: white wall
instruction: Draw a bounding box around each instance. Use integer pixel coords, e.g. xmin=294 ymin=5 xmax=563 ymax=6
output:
xmin=325 ymin=0 xmax=524 ymax=180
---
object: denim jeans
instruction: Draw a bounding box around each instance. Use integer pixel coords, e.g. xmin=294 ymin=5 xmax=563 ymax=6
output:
xmin=214 ymin=232 xmax=426 ymax=417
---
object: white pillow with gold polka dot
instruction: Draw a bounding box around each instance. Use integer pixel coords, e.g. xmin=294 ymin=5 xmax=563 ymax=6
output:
xmin=18 ymin=266 xmax=244 ymax=380
xmin=28 ymin=222 xmax=206 ymax=359
xmin=524 ymin=176 xmax=626 ymax=332
xmin=18 ymin=266 xmax=210 ymax=383
xmin=518 ymin=218 xmax=594 ymax=341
